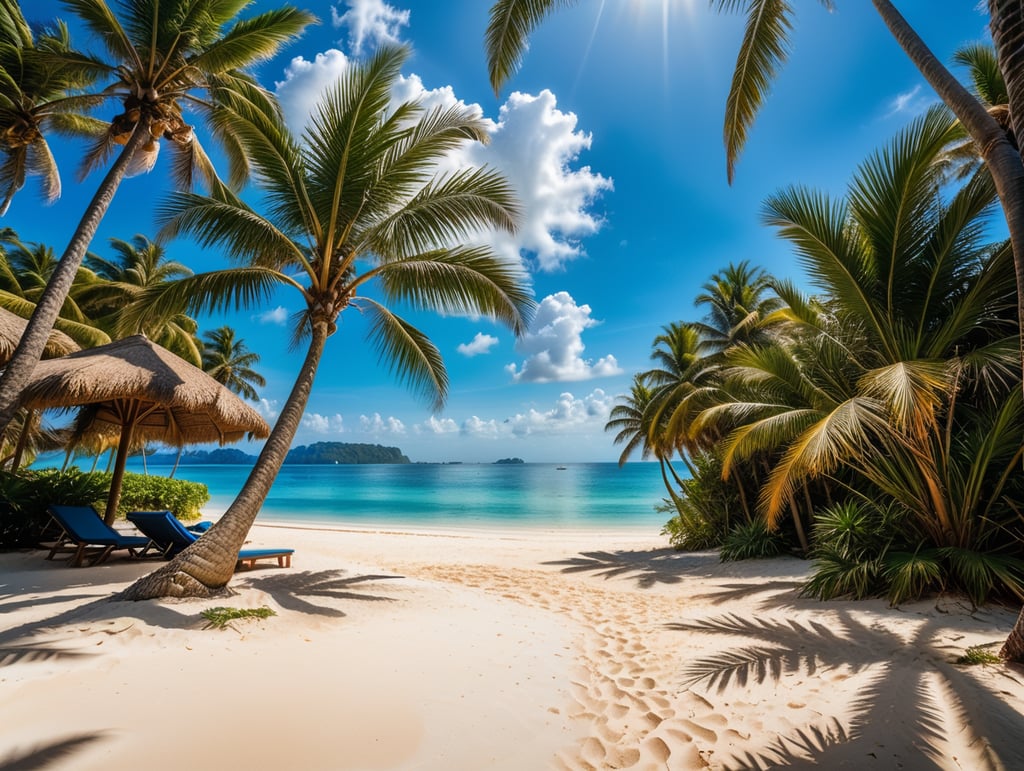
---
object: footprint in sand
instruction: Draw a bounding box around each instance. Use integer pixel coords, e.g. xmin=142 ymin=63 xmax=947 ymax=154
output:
xmin=678 ymin=718 xmax=718 ymax=744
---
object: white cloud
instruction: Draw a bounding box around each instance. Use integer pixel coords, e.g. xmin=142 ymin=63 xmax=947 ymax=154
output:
xmin=457 ymin=388 xmax=614 ymax=441
xmin=392 ymin=80 xmax=613 ymax=272
xmin=360 ymin=412 xmax=407 ymax=434
xmin=416 ymin=415 xmax=459 ymax=434
xmin=273 ymin=48 xmax=610 ymax=275
xmin=256 ymin=398 xmax=280 ymax=421
xmin=506 ymin=291 xmax=622 ymax=383
xmin=331 ymin=0 xmax=410 ymax=56
xmin=467 ymin=90 xmax=613 ymax=272
xmin=457 ymin=332 xmax=499 ymax=357
xmin=276 ymin=49 xmax=352 ymax=132
xmin=461 ymin=415 xmax=500 ymax=439
xmin=886 ymin=84 xmax=928 ymax=117
xmin=503 ymin=389 xmax=616 ymax=436
xmin=302 ymin=412 xmax=345 ymax=434
xmin=254 ymin=306 xmax=288 ymax=325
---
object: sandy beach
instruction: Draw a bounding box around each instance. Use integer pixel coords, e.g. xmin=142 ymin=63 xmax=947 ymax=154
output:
xmin=2 ymin=521 xmax=1023 ymax=770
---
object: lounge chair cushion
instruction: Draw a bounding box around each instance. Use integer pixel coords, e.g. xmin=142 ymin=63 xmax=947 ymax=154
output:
xmin=46 ymin=505 xmax=150 ymax=567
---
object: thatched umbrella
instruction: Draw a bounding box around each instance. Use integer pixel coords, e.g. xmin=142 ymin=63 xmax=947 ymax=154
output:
xmin=19 ymin=335 xmax=270 ymax=524
xmin=0 ymin=307 xmax=80 ymax=365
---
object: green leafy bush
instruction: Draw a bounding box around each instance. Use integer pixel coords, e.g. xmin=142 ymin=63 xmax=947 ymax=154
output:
xmin=719 ymin=519 xmax=787 ymax=561
xmin=0 ymin=469 xmax=110 ymax=548
xmin=804 ymin=500 xmax=1024 ymax=605
xmin=0 ymin=469 xmax=209 ymax=549
xmin=663 ymin=451 xmax=743 ymax=551
xmin=115 ymin=472 xmax=209 ymax=521
xmin=803 ymin=500 xmax=900 ymax=600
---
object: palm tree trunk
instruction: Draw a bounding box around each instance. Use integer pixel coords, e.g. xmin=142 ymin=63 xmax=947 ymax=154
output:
xmin=0 ymin=121 xmax=152 ymax=435
xmin=1001 ymin=612 xmax=1024 ymax=661
xmin=873 ymin=0 xmax=1024 ymax=373
xmin=170 ymin=445 xmax=183 ymax=478
xmin=117 ymin=321 xmax=331 ymax=600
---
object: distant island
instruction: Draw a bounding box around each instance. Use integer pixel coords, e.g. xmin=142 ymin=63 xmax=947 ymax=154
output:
xmin=286 ymin=442 xmax=410 ymax=464
xmin=494 ymin=457 xmax=525 ymax=464
xmin=142 ymin=442 xmax=410 ymax=465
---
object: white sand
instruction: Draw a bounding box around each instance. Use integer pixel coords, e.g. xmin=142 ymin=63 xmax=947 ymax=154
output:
xmin=2 ymin=521 xmax=1023 ymax=770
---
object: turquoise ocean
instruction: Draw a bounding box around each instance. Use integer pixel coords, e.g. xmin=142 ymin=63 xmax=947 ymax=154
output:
xmin=123 ymin=461 xmax=669 ymax=531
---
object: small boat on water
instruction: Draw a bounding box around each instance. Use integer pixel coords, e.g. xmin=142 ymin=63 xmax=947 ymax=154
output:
xmin=556 ymin=466 xmax=567 ymax=470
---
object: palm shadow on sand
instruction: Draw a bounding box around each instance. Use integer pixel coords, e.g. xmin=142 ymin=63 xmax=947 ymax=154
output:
xmin=544 ymin=550 xmax=808 ymax=590
xmin=0 ymin=733 xmax=107 ymax=771
xmin=669 ymin=605 xmax=1024 ymax=769
xmin=238 ymin=569 xmax=401 ymax=617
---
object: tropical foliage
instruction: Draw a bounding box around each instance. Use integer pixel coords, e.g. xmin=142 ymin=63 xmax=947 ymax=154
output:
xmin=0 ymin=0 xmax=313 ymax=438
xmin=608 ymin=106 xmax=1024 ymax=608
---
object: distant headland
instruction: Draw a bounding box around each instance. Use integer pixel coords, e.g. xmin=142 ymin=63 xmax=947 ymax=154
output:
xmin=143 ymin=442 xmax=411 ymax=465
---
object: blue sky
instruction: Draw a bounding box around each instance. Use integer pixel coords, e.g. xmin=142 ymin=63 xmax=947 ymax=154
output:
xmin=16 ymin=0 xmax=992 ymax=463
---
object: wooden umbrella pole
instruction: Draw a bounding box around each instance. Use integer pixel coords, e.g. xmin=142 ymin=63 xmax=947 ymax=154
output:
xmin=10 ymin=409 xmax=35 ymax=471
xmin=104 ymin=401 xmax=139 ymax=525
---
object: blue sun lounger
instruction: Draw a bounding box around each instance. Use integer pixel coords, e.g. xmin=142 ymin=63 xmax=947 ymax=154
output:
xmin=126 ymin=510 xmax=294 ymax=569
xmin=46 ymin=505 xmax=151 ymax=567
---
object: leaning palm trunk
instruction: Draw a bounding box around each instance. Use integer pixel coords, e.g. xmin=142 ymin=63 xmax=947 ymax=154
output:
xmin=987 ymin=0 xmax=1024 ymax=664
xmin=118 ymin=322 xmax=329 ymax=600
xmin=0 ymin=122 xmax=151 ymax=433
xmin=873 ymin=0 xmax=1024 ymax=355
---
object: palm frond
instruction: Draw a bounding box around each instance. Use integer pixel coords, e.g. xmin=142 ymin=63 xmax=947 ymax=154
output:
xmin=156 ymin=191 xmax=304 ymax=269
xmin=368 ymin=167 xmax=520 ymax=257
xmin=187 ymin=8 xmax=317 ymax=74
xmin=121 ymin=267 xmax=295 ymax=328
xmin=719 ymin=0 xmax=795 ymax=183
xmin=372 ymin=247 xmax=534 ymax=336
xmin=485 ymin=0 xmax=569 ymax=95
xmin=361 ymin=299 xmax=448 ymax=411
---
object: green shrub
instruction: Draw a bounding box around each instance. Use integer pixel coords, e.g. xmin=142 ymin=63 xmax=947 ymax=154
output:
xmin=201 ymin=606 xmax=276 ymax=630
xmin=661 ymin=497 xmax=720 ymax=551
xmin=804 ymin=500 xmax=1024 ymax=605
xmin=0 ymin=469 xmax=111 ymax=548
xmin=719 ymin=519 xmax=786 ymax=561
xmin=956 ymin=645 xmax=1002 ymax=665
xmin=115 ymin=472 xmax=209 ymax=521
xmin=803 ymin=500 xmax=901 ymax=600
xmin=663 ymin=451 xmax=744 ymax=551
xmin=0 ymin=469 xmax=209 ymax=549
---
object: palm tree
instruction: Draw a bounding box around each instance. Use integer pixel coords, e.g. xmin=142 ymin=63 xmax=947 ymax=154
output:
xmin=701 ymin=108 xmax=1022 ymax=596
xmin=201 ymin=326 xmax=265 ymax=402
xmin=692 ymin=261 xmax=783 ymax=355
xmin=0 ymin=0 xmax=314 ymax=436
xmin=118 ymin=45 xmax=534 ymax=600
xmin=643 ymin=321 xmax=710 ymax=479
xmin=81 ymin=234 xmax=200 ymax=363
xmin=0 ymin=0 xmax=103 ymax=214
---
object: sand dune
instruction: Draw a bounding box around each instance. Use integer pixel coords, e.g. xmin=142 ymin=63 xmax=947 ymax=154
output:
xmin=2 ymin=523 xmax=1022 ymax=770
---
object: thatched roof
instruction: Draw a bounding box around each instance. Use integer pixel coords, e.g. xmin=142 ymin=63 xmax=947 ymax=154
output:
xmin=0 ymin=307 xmax=81 ymax=364
xmin=19 ymin=335 xmax=270 ymax=445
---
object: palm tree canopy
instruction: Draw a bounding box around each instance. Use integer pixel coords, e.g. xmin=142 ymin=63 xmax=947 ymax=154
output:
xmin=149 ymin=44 xmax=534 ymax=411
xmin=79 ymin=234 xmax=200 ymax=362
xmin=66 ymin=0 xmax=316 ymax=190
xmin=0 ymin=2 xmax=105 ymax=213
xmin=201 ymin=325 xmax=264 ymax=402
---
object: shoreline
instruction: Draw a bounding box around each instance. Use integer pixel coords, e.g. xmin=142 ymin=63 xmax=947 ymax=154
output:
xmin=3 ymin=521 xmax=1023 ymax=769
